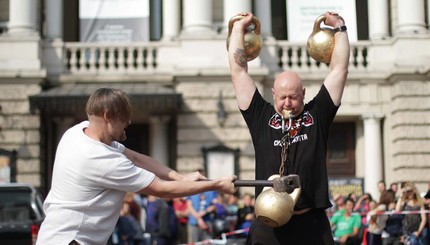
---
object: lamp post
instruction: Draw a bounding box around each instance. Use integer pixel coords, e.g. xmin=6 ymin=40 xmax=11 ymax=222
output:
xmin=217 ymin=91 xmax=227 ymax=127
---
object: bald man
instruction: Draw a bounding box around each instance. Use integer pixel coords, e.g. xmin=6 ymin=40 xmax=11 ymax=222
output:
xmin=227 ymin=11 xmax=350 ymax=245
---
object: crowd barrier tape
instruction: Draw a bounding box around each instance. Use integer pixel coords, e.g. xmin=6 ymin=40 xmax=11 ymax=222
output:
xmin=182 ymin=228 xmax=249 ymax=245
xmin=372 ymin=209 xmax=430 ymax=215
xmin=328 ymin=209 xmax=430 ymax=217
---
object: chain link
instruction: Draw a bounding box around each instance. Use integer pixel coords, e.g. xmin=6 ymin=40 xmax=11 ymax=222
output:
xmin=279 ymin=133 xmax=290 ymax=177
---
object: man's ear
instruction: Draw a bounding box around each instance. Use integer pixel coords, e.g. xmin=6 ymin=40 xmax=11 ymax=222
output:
xmin=303 ymin=88 xmax=306 ymax=98
xmin=271 ymin=87 xmax=276 ymax=100
xmin=103 ymin=110 xmax=110 ymax=122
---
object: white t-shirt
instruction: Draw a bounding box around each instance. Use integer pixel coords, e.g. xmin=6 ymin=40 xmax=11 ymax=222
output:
xmin=36 ymin=121 xmax=155 ymax=245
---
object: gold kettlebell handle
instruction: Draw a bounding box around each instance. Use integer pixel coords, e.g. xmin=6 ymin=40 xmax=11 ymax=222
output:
xmin=313 ymin=14 xmax=345 ymax=32
xmin=312 ymin=15 xmax=326 ymax=33
xmin=227 ymin=15 xmax=261 ymax=36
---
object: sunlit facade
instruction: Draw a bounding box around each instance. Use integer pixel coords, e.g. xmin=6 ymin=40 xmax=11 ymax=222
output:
xmin=0 ymin=0 xmax=429 ymax=197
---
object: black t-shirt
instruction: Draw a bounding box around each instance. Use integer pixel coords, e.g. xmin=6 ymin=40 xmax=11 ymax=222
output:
xmin=241 ymin=85 xmax=338 ymax=210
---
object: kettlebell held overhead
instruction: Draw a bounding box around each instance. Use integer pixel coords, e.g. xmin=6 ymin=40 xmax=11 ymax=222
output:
xmin=226 ymin=14 xmax=263 ymax=62
xmin=306 ymin=14 xmax=338 ymax=64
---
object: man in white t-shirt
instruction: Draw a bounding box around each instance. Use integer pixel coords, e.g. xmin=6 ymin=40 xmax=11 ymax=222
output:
xmin=36 ymin=88 xmax=237 ymax=245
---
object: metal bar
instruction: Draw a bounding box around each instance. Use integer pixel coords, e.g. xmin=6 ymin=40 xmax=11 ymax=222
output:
xmin=234 ymin=180 xmax=273 ymax=187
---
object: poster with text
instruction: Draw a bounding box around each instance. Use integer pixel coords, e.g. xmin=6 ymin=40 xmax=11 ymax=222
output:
xmin=286 ymin=0 xmax=357 ymax=42
xmin=207 ymin=151 xmax=235 ymax=180
xmin=79 ymin=0 xmax=150 ymax=42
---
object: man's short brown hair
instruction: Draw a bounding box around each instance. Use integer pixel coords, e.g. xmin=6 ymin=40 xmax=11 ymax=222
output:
xmin=86 ymin=88 xmax=132 ymax=122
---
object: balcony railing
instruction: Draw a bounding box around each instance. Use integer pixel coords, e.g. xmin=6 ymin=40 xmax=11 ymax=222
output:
xmin=62 ymin=40 xmax=371 ymax=75
xmin=276 ymin=41 xmax=370 ymax=72
xmin=64 ymin=42 xmax=161 ymax=74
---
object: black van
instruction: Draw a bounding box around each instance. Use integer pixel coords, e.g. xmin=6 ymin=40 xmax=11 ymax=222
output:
xmin=0 ymin=183 xmax=45 ymax=245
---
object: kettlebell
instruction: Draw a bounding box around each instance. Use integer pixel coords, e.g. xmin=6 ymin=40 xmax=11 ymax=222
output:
xmin=226 ymin=14 xmax=263 ymax=61
xmin=255 ymin=174 xmax=301 ymax=228
xmin=306 ymin=14 xmax=335 ymax=64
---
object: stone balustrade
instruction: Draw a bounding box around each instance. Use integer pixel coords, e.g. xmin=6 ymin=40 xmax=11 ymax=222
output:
xmin=62 ymin=40 xmax=372 ymax=75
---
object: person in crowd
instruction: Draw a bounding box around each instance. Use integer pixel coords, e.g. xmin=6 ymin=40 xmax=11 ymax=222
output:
xmin=187 ymin=169 xmax=218 ymax=243
xmin=396 ymin=182 xmax=427 ymax=245
xmin=327 ymin=193 xmax=346 ymax=218
xmin=355 ymin=193 xmax=374 ymax=228
xmin=366 ymin=190 xmax=395 ymax=245
xmin=124 ymin=192 xmax=142 ymax=226
xmin=388 ymin=183 xmax=399 ymax=202
xmin=331 ymin=198 xmax=362 ymax=245
xmin=334 ymin=193 xmax=346 ymax=211
xmin=227 ymin=10 xmax=350 ymax=244
xmin=423 ymin=182 xmax=430 ymax=206
xmin=348 ymin=193 xmax=359 ymax=203
xmin=135 ymin=194 xmax=149 ymax=238
xmin=382 ymin=201 xmax=403 ymax=245
xmin=117 ymin=200 xmax=145 ymax=245
xmin=378 ymin=181 xmax=387 ymax=194
xmin=35 ymin=88 xmax=237 ymax=245
xmin=146 ymin=195 xmax=178 ymax=245
xmin=235 ymin=193 xmax=255 ymax=237
xmin=208 ymin=193 xmax=230 ymax=237
xmin=173 ymin=197 xmax=189 ymax=244
xmin=224 ymin=193 xmax=239 ymax=232
xmin=422 ymin=182 xmax=430 ymax=245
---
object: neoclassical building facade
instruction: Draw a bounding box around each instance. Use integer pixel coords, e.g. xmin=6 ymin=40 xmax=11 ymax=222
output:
xmin=0 ymin=0 xmax=429 ymax=198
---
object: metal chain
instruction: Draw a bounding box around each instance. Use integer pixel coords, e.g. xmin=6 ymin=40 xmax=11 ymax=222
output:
xmin=279 ymin=133 xmax=290 ymax=177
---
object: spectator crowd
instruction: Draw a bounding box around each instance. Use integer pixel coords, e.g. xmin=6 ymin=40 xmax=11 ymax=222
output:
xmin=328 ymin=181 xmax=430 ymax=245
xmin=109 ymin=190 xmax=252 ymax=245
xmin=108 ymin=180 xmax=430 ymax=245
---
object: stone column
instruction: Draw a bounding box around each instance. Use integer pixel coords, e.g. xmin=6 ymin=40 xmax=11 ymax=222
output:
xmin=182 ymin=0 xmax=215 ymax=34
xmin=427 ymin=0 xmax=430 ymax=30
xmin=0 ymin=0 xmax=42 ymax=70
xmin=149 ymin=116 xmax=170 ymax=166
xmin=45 ymin=0 xmax=63 ymax=39
xmin=254 ymin=0 xmax=273 ymax=39
xmin=162 ymin=0 xmax=180 ymax=40
xmin=362 ymin=113 xmax=384 ymax=200
xmin=396 ymin=0 xmax=427 ymax=34
xmin=150 ymin=0 xmax=162 ymax=40
xmin=222 ymin=0 xmax=252 ymax=33
xmin=43 ymin=0 xmax=64 ymax=76
xmin=7 ymin=0 xmax=39 ymax=36
xmin=368 ymin=0 xmax=389 ymax=39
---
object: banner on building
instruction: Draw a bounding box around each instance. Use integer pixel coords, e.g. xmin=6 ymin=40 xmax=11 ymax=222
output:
xmin=286 ymin=0 xmax=357 ymax=42
xmin=79 ymin=0 xmax=150 ymax=42
xmin=328 ymin=177 xmax=364 ymax=198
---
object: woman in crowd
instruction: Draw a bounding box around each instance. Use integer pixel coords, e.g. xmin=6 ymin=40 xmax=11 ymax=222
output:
xmin=395 ymin=182 xmax=427 ymax=245
xmin=367 ymin=191 xmax=395 ymax=245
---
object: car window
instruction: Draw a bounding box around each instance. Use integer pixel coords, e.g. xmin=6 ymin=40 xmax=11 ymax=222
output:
xmin=0 ymin=187 xmax=34 ymax=223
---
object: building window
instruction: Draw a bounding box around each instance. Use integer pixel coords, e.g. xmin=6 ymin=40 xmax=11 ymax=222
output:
xmin=327 ymin=122 xmax=356 ymax=177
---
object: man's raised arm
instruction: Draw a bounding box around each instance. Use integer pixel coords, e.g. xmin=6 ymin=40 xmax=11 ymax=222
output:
xmin=322 ymin=12 xmax=350 ymax=106
xmin=227 ymin=12 xmax=258 ymax=111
